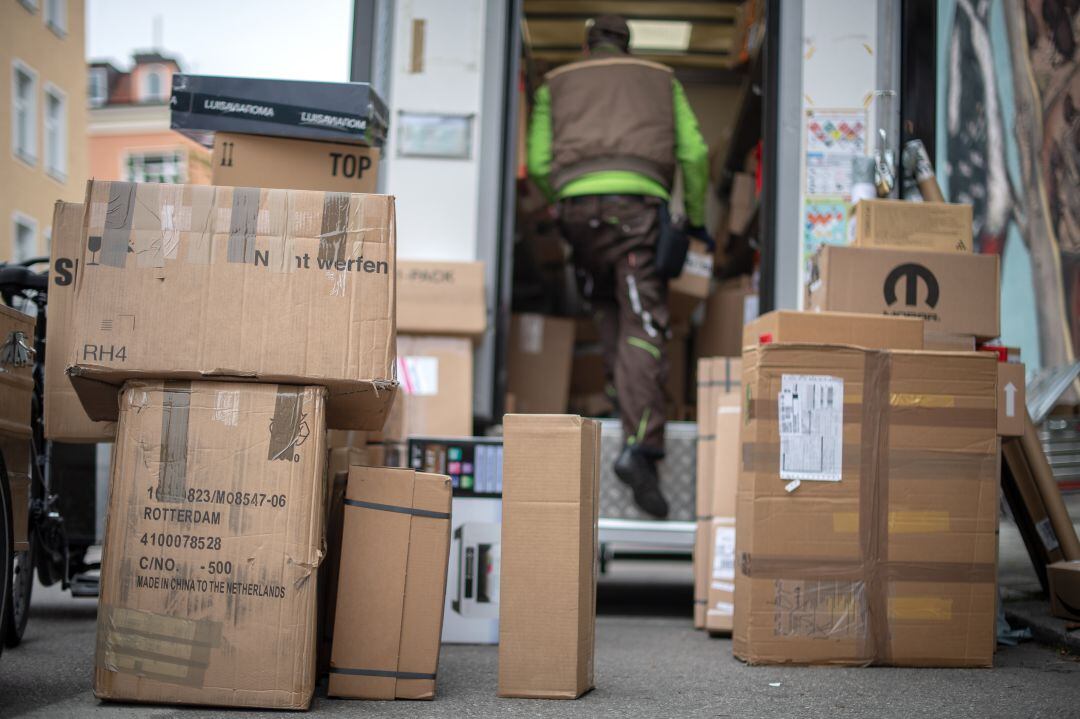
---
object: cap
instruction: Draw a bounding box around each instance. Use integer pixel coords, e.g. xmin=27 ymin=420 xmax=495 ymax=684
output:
xmin=587 ymin=14 xmax=630 ymax=47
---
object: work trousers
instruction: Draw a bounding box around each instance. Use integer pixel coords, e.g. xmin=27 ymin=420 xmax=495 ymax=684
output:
xmin=560 ymin=194 xmax=669 ymax=457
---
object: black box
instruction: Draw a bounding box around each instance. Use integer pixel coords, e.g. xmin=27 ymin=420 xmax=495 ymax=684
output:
xmin=407 ymin=436 xmax=503 ymax=497
xmin=170 ymin=74 xmax=388 ymax=147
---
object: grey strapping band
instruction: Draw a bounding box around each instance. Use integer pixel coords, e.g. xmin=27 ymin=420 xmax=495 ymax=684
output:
xmin=330 ymin=667 xmax=436 ymax=680
xmin=343 ymin=498 xmax=449 ymax=520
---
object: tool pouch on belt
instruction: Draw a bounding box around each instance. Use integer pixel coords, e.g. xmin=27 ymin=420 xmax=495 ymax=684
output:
xmin=655 ymin=204 xmax=689 ymax=279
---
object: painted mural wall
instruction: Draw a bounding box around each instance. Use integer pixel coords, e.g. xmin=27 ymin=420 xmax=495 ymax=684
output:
xmin=937 ymin=0 xmax=1078 ymax=376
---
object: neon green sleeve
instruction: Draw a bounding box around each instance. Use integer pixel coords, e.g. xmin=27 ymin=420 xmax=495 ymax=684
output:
xmin=526 ymin=84 xmax=556 ymax=202
xmin=672 ymin=79 xmax=710 ymax=227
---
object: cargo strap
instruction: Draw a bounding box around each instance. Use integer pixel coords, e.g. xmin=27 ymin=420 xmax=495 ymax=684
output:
xmin=343 ymin=498 xmax=449 ymax=520
xmin=330 ymin=667 xmax=436 ymax=680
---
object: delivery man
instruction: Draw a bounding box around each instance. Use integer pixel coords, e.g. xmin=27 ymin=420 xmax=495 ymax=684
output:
xmin=527 ymin=15 xmax=710 ymax=519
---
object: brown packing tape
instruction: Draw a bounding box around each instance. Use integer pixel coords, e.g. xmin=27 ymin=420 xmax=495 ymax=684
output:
xmin=746 ymin=399 xmax=995 ymax=430
xmin=268 ymin=387 xmax=309 ymax=462
xmin=318 ymin=192 xmax=351 ymax=264
xmin=97 ymin=605 xmax=222 ymax=689
xmin=862 ymin=350 xmax=890 ymax=665
xmin=741 ymin=443 xmax=997 ymax=480
xmin=742 ymin=555 xmax=995 ymax=585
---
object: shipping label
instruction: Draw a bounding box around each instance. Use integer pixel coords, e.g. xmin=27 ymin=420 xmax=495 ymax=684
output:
xmin=712 ymin=526 xmax=736 ymax=581
xmin=778 ymin=374 xmax=844 ymax=482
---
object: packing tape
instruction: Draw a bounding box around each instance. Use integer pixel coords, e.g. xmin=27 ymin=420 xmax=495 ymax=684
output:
xmin=887 ymin=596 xmax=953 ymax=622
xmin=97 ymin=605 xmax=221 ymax=688
xmin=268 ymin=387 xmax=310 ymax=462
xmin=343 ymin=498 xmax=450 ymax=520
xmin=832 ymin=511 xmax=952 ymax=535
xmin=330 ymin=667 xmax=436 ymax=680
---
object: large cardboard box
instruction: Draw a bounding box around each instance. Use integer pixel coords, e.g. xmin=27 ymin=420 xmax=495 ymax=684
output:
xmin=807 ymin=245 xmax=1000 ymax=339
xmin=507 ymin=315 xmax=575 ymax=414
xmin=499 ymin=415 xmax=599 ymax=699
xmin=44 ymin=202 xmax=116 ymax=442
xmin=853 ymin=199 xmax=973 ymax=253
xmin=697 ymin=275 xmax=757 ymax=358
xmin=744 ymin=310 xmax=924 ymax=350
xmin=67 ymin=180 xmax=396 ymax=430
xmin=705 ymin=403 xmax=741 ymax=635
xmin=170 ymin=74 xmax=388 ymax=146
xmin=94 ymin=381 xmax=327 ymax=709
xmin=382 ymin=335 xmax=473 ymax=441
xmin=734 ymin=345 xmax=999 ymax=667
xmin=397 ymin=260 xmax=486 ymax=338
xmin=329 ymin=466 xmax=451 ymax=700
xmin=1047 ymin=561 xmax=1080 ymax=622
xmin=211 ymin=133 xmax=379 ymax=194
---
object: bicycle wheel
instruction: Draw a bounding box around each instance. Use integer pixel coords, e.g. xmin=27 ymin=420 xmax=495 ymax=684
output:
xmin=0 ymin=454 xmax=13 ymax=659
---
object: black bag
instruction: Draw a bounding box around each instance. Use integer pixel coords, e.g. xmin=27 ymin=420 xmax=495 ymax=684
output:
xmin=655 ymin=204 xmax=689 ymax=279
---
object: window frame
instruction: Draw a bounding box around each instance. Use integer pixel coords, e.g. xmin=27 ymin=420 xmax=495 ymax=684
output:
xmin=44 ymin=0 xmax=67 ymax=38
xmin=88 ymin=67 xmax=108 ymax=107
xmin=43 ymin=82 xmax=67 ymax=182
xmin=11 ymin=211 xmax=39 ymax=264
xmin=11 ymin=59 xmax=38 ymax=167
xmin=141 ymin=64 xmax=168 ymax=103
xmin=123 ymin=148 xmax=188 ymax=184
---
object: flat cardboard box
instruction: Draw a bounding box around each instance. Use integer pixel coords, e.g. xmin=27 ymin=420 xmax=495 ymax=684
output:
xmin=382 ymin=335 xmax=473 ymax=441
xmin=924 ymin=332 xmax=976 ymax=351
xmin=211 ymin=133 xmax=379 ymax=194
xmin=807 ymin=245 xmax=1000 ymax=339
xmin=0 ymin=304 xmax=34 ymax=440
xmin=1047 ymin=561 xmax=1080 ymax=622
xmin=44 ymin=202 xmax=116 ymax=442
xmin=170 ymin=74 xmax=388 ymax=147
xmin=734 ymin=345 xmax=999 ymax=667
xmin=705 ymin=402 xmax=741 ymax=635
xmin=1001 ymin=437 xmax=1065 ymax=593
xmin=507 ymin=315 xmax=575 ymax=414
xmin=67 ymin=180 xmax=397 ymax=430
xmin=997 ymin=362 xmax=1025 ymax=437
xmin=397 ymin=260 xmax=486 ymax=337
xmin=329 ymin=466 xmax=451 ymax=700
xmin=853 ymin=199 xmax=973 ymax=253
xmin=94 ymin=381 xmax=327 ymax=709
xmin=698 ymin=275 xmax=757 ymax=357
xmin=743 ymin=310 xmax=924 ymax=350
xmin=499 ymin=415 xmax=599 ymax=699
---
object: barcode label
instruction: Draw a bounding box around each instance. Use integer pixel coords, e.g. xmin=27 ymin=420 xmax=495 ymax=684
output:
xmin=1035 ymin=517 xmax=1060 ymax=553
xmin=712 ymin=526 xmax=736 ymax=581
xmin=778 ymin=374 xmax=844 ymax=482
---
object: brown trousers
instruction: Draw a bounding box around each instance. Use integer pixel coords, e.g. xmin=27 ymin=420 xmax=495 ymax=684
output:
xmin=560 ymin=195 xmax=669 ymax=456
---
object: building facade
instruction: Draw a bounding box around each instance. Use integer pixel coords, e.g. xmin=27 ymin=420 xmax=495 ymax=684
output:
xmin=1 ymin=0 xmax=88 ymax=262
xmin=87 ymin=52 xmax=210 ymax=188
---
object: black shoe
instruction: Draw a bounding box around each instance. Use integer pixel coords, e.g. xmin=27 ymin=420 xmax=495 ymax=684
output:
xmin=614 ymin=447 xmax=670 ymax=519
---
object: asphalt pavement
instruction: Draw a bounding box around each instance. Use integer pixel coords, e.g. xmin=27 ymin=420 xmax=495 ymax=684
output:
xmin=2 ymin=501 xmax=1079 ymax=718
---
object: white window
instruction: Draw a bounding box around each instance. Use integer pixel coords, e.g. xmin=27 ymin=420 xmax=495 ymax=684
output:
xmin=125 ymin=150 xmax=186 ymax=184
xmin=44 ymin=0 xmax=67 ymax=37
xmin=12 ymin=213 xmax=38 ymax=263
xmin=44 ymin=84 xmax=67 ymax=181
xmin=142 ymin=65 xmax=167 ymax=102
xmin=11 ymin=60 xmax=38 ymax=165
xmin=88 ymin=68 xmax=108 ymax=107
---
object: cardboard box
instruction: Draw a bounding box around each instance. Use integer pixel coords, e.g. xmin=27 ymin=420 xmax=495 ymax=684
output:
xmin=0 ymin=304 xmax=34 ymax=440
xmin=329 ymin=465 xmax=451 ymax=700
xmin=669 ymin=239 xmax=713 ymax=319
xmin=743 ymin=310 xmax=925 ymax=351
xmin=697 ymin=275 xmax=757 ymax=358
xmin=1047 ymin=561 xmax=1080 ymax=622
xmin=170 ymin=74 xmax=388 ymax=147
xmin=211 ymin=133 xmax=379 ymax=194
xmin=734 ymin=345 xmax=999 ymax=667
xmin=443 ymin=497 xmax=502 ymax=644
xmin=807 ymin=245 xmax=1000 ymax=339
xmin=44 ymin=202 xmax=116 ymax=442
xmin=94 ymin=381 xmax=327 ymax=709
xmin=0 ymin=437 xmax=30 ymax=549
xmin=997 ymin=362 xmax=1025 ymax=437
xmin=853 ymin=199 xmax=973 ymax=253
xmin=318 ymin=462 xmax=354 ymax=679
xmin=728 ymin=172 xmax=756 ymax=235
xmin=499 ymin=415 xmax=599 ymax=699
xmin=67 ymin=180 xmax=396 ymax=430
xmin=924 ymin=332 xmax=975 ymax=351
xmin=705 ymin=403 xmax=741 ymax=635
xmin=397 ymin=260 xmax=486 ymax=338
xmin=1001 ymin=437 xmax=1065 ymax=594
xmin=383 ymin=335 xmax=473 ymax=442
xmin=507 ymin=315 xmax=575 ymax=414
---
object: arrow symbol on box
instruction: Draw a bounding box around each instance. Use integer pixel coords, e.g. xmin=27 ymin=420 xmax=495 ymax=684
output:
xmin=1004 ymin=382 xmax=1017 ymax=418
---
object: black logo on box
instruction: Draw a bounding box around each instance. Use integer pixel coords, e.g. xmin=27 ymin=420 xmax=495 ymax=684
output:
xmin=884 ymin=263 xmax=939 ymax=308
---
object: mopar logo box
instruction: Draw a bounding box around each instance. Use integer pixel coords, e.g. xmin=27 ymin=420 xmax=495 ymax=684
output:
xmin=806 ymin=245 xmax=1000 ymax=340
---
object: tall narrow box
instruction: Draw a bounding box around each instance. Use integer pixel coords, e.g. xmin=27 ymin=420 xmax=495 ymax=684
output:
xmin=94 ymin=381 xmax=326 ymax=709
xmin=498 ymin=415 xmax=599 ymax=699
xmin=329 ymin=466 xmax=452 ymax=700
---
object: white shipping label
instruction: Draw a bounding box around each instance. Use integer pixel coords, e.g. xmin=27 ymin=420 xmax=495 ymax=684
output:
xmin=708 ymin=602 xmax=734 ymax=617
xmin=397 ymin=356 xmax=439 ymax=396
xmin=778 ymin=374 xmax=844 ymax=482
xmin=212 ymin=390 xmax=240 ymax=427
xmin=682 ymin=250 xmax=713 ymax=278
xmin=519 ymin=315 xmax=544 ymax=355
xmin=1035 ymin=517 xmax=1061 ymax=553
xmin=743 ymin=294 xmax=760 ymax=325
xmin=712 ymin=526 xmax=736 ymax=581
